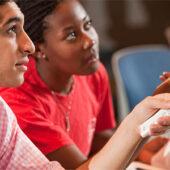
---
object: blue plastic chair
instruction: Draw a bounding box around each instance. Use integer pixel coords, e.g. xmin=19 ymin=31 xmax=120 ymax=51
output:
xmin=112 ymin=45 xmax=170 ymax=123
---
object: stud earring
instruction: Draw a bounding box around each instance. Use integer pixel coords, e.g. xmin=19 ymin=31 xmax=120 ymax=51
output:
xmin=42 ymin=54 xmax=46 ymax=59
xmin=92 ymin=40 xmax=96 ymax=45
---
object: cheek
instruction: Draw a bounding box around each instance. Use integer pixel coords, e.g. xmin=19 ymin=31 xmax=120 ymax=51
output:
xmin=0 ymin=38 xmax=17 ymax=59
xmin=47 ymin=44 xmax=79 ymax=62
xmin=0 ymin=51 xmax=16 ymax=69
xmin=0 ymin=63 xmax=13 ymax=86
xmin=91 ymin=28 xmax=99 ymax=45
xmin=0 ymin=45 xmax=17 ymax=76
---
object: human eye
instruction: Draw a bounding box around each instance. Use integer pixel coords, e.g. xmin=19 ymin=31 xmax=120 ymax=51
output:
xmin=84 ymin=19 xmax=92 ymax=30
xmin=65 ymin=31 xmax=76 ymax=41
xmin=7 ymin=25 xmax=17 ymax=35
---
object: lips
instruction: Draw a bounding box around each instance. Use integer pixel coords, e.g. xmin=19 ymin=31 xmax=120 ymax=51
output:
xmin=86 ymin=50 xmax=99 ymax=64
xmin=15 ymin=58 xmax=29 ymax=72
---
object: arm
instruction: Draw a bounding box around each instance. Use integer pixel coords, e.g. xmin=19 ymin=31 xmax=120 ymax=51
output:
xmin=89 ymin=129 xmax=114 ymax=156
xmin=46 ymin=130 xmax=113 ymax=169
xmin=46 ymin=145 xmax=87 ymax=169
xmin=77 ymin=93 xmax=170 ymax=170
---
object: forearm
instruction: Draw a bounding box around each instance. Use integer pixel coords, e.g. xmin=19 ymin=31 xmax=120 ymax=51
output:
xmin=77 ymin=94 xmax=170 ymax=170
xmin=128 ymin=137 xmax=149 ymax=164
xmin=90 ymin=130 xmax=114 ymax=156
xmin=78 ymin=114 xmax=145 ymax=170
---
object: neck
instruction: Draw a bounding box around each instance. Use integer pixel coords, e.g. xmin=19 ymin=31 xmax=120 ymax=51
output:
xmin=36 ymin=61 xmax=74 ymax=95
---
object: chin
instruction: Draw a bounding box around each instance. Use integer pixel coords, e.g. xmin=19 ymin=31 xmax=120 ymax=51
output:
xmin=14 ymin=75 xmax=25 ymax=87
xmin=89 ymin=61 xmax=99 ymax=73
xmin=81 ymin=62 xmax=99 ymax=75
xmin=6 ymin=75 xmax=24 ymax=87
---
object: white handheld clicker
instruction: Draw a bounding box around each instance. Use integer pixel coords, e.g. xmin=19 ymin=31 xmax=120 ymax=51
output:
xmin=140 ymin=109 xmax=170 ymax=138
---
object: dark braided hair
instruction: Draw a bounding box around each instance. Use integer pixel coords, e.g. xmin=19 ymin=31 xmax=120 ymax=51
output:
xmin=17 ymin=0 xmax=64 ymax=43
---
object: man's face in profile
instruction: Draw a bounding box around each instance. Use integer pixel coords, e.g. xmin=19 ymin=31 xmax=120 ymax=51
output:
xmin=0 ymin=1 xmax=34 ymax=87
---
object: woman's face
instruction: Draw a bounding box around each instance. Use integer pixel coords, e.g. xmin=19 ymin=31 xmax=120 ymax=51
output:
xmin=40 ymin=0 xmax=99 ymax=75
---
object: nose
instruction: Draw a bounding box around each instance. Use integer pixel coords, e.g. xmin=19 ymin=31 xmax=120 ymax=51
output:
xmin=19 ymin=30 xmax=35 ymax=55
xmin=83 ymin=33 xmax=96 ymax=50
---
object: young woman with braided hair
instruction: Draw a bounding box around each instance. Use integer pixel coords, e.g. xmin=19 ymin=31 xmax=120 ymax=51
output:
xmin=1 ymin=0 xmax=170 ymax=169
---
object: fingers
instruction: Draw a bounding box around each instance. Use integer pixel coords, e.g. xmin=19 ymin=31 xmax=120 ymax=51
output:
xmin=132 ymin=94 xmax=170 ymax=124
xmin=149 ymin=123 xmax=170 ymax=136
xmin=160 ymin=75 xmax=166 ymax=82
xmin=145 ymin=94 xmax=170 ymax=110
xmin=157 ymin=116 xmax=170 ymax=126
xmin=160 ymin=72 xmax=170 ymax=82
xmin=149 ymin=117 xmax=170 ymax=136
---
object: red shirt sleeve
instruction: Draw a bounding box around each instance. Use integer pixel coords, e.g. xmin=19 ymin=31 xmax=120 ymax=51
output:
xmin=94 ymin=63 xmax=117 ymax=133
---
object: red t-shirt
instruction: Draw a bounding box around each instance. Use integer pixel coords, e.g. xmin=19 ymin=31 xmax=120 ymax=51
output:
xmin=0 ymin=57 xmax=116 ymax=156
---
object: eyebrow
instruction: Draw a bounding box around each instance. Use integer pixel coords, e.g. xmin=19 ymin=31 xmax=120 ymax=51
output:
xmin=83 ymin=16 xmax=88 ymax=21
xmin=63 ymin=16 xmax=89 ymax=32
xmin=63 ymin=25 xmax=75 ymax=32
xmin=2 ymin=17 xmax=21 ymax=27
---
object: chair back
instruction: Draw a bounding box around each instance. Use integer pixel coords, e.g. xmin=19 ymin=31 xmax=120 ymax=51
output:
xmin=112 ymin=45 xmax=170 ymax=122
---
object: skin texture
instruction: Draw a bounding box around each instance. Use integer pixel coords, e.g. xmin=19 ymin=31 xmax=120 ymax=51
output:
xmin=0 ymin=2 xmax=34 ymax=87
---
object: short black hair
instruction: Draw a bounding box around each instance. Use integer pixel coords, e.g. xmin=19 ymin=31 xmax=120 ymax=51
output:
xmin=17 ymin=0 xmax=64 ymax=43
xmin=0 ymin=0 xmax=17 ymax=5
xmin=0 ymin=0 xmax=10 ymax=5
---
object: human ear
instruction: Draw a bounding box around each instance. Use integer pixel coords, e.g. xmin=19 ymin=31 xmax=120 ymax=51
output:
xmin=33 ymin=43 xmax=47 ymax=60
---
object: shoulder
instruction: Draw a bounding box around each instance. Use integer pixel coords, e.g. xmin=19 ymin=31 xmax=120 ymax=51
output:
xmin=0 ymin=96 xmax=16 ymax=147
xmin=0 ymin=85 xmax=43 ymax=114
xmin=0 ymin=96 xmax=16 ymax=125
xmin=0 ymin=96 xmax=15 ymax=116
